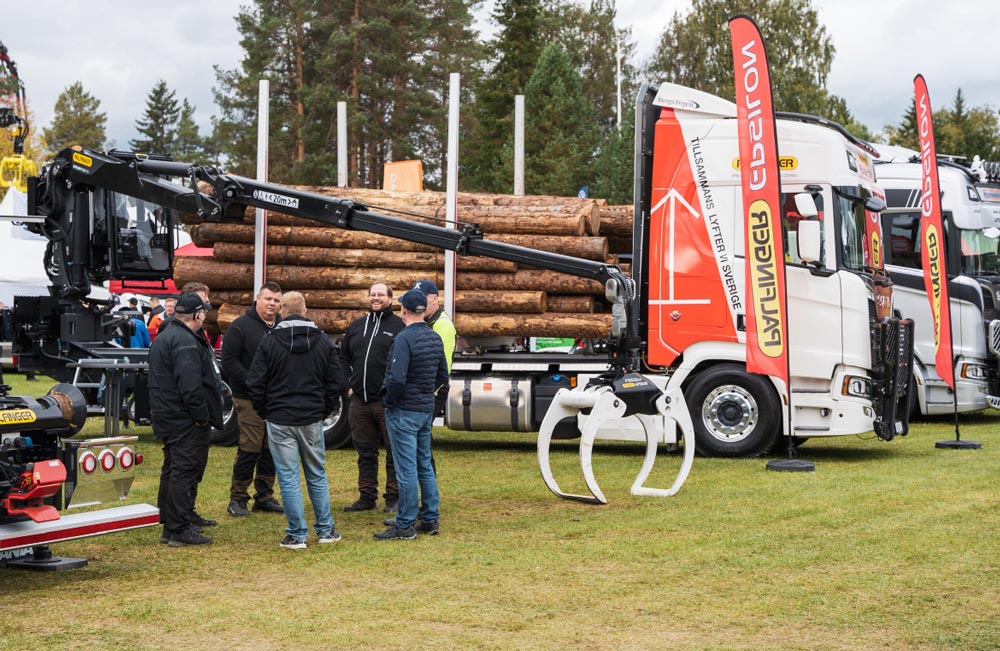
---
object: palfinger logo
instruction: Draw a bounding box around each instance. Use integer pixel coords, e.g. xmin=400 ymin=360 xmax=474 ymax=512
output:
xmin=870 ymin=229 xmax=882 ymax=269
xmin=924 ymin=223 xmax=943 ymax=347
xmin=748 ymin=199 xmax=784 ymax=357
xmin=0 ymin=409 xmax=36 ymax=425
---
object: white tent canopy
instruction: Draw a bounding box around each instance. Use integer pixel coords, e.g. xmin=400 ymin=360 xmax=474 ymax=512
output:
xmin=0 ymin=187 xmax=110 ymax=307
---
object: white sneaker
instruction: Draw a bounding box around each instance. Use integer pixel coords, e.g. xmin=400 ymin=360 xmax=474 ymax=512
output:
xmin=318 ymin=529 xmax=342 ymax=543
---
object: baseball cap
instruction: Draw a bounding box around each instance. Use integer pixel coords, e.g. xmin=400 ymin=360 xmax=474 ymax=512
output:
xmin=174 ymin=293 xmax=212 ymax=314
xmin=412 ymin=279 xmax=439 ymax=295
xmin=399 ymin=289 xmax=427 ymax=313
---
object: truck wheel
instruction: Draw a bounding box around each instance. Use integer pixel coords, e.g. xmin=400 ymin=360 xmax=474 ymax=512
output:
xmin=323 ymin=392 xmax=351 ymax=449
xmin=685 ymin=364 xmax=781 ymax=458
xmin=211 ymin=381 xmax=239 ymax=446
xmin=907 ymin=374 xmax=921 ymax=421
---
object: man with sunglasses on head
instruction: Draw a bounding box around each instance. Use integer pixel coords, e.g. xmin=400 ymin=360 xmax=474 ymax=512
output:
xmin=148 ymin=293 xmax=223 ymax=547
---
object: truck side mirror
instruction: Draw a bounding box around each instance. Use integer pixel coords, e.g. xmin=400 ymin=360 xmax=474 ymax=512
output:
xmin=865 ymin=196 xmax=886 ymax=213
xmin=797 ymin=220 xmax=822 ymax=264
xmin=794 ymin=192 xmax=819 ymax=218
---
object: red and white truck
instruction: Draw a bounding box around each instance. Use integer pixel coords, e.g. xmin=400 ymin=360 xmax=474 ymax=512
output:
xmin=445 ymin=82 xmax=913 ymax=457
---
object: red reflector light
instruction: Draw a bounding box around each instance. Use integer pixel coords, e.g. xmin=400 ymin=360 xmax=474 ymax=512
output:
xmin=98 ymin=449 xmax=116 ymax=473
xmin=79 ymin=451 xmax=97 ymax=475
xmin=117 ymin=447 xmax=134 ymax=470
xmin=135 ymin=452 xmax=144 ymax=466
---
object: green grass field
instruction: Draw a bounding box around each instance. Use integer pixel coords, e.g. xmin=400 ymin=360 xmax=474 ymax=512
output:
xmin=2 ymin=373 xmax=998 ymax=650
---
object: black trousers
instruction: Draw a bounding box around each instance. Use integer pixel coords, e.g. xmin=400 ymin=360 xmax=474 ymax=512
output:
xmin=157 ymin=424 xmax=211 ymax=534
xmin=349 ymin=395 xmax=397 ymax=503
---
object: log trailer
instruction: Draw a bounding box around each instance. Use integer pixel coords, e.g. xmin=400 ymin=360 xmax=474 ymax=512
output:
xmin=8 ymin=81 xmax=912 ymax=466
xmin=875 ymin=147 xmax=1000 ymax=415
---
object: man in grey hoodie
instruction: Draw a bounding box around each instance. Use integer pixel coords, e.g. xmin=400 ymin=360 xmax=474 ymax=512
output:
xmin=246 ymin=292 xmax=348 ymax=549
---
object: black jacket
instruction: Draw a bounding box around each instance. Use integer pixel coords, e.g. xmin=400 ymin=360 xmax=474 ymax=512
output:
xmin=221 ymin=304 xmax=280 ymax=400
xmin=148 ymin=319 xmax=224 ymax=439
xmin=246 ymin=314 xmax=347 ymax=426
xmin=340 ymin=305 xmax=404 ymax=403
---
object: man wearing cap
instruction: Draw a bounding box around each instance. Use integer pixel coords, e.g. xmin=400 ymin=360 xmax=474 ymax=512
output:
xmin=412 ymin=279 xmax=457 ymax=417
xmin=148 ymin=293 xmax=223 ymax=547
xmin=340 ymin=282 xmax=404 ymax=513
xmin=374 ymin=289 xmax=448 ymax=541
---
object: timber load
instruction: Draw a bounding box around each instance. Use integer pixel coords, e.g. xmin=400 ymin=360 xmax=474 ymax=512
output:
xmin=180 ymin=186 xmax=634 ymax=337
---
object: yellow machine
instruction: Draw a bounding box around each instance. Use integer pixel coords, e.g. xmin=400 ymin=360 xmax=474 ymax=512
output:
xmin=0 ymin=40 xmax=35 ymax=192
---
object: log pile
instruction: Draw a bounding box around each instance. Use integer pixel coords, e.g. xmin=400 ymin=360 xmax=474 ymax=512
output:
xmin=178 ymin=186 xmax=635 ymax=337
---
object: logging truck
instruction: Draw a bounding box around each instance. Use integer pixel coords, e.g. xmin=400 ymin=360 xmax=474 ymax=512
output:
xmin=875 ymin=146 xmax=1000 ymax=415
xmin=8 ymin=82 xmax=912 ymax=458
xmin=431 ymin=83 xmax=912 ymax=456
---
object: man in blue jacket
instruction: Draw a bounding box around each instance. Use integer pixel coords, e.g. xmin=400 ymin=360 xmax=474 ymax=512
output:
xmin=375 ymin=289 xmax=448 ymax=541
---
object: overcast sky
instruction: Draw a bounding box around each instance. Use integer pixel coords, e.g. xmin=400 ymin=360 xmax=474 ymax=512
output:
xmin=7 ymin=0 xmax=999 ymax=152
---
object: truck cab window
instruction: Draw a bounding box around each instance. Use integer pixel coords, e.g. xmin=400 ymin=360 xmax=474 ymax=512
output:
xmin=781 ymin=191 xmax=825 ymax=266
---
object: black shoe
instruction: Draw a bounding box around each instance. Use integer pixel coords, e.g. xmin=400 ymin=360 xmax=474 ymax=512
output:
xmin=227 ymin=499 xmax=250 ymax=517
xmin=374 ymin=524 xmax=416 ymax=541
xmin=190 ymin=512 xmax=217 ymax=527
xmin=416 ymin=520 xmax=440 ymax=536
xmin=160 ymin=527 xmax=170 ymax=545
xmin=168 ymin=527 xmax=213 ymax=547
xmin=344 ymin=499 xmax=376 ymax=512
xmin=279 ymin=535 xmax=307 ymax=550
xmin=253 ymin=498 xmax=285 ymax=513
xmin=383 ymin=498 xmax=399 ymax=513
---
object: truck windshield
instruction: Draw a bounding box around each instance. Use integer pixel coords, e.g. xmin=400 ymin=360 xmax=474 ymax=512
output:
xmin=835 ymin=188 xmax=869 ymax=272
xmin=959 ymin=227 xmax=1000 ymax=276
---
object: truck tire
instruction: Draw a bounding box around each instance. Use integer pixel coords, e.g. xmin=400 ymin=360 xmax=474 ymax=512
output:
xmin=685 ymin=364 xmax=781 ymax=458
xmin=323 ymin=392 xmax=351 ymax=449
xmin=211 ymin=381 xmax=239 ymax=446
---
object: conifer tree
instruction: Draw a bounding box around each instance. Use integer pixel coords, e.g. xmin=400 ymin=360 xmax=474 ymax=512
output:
xmin=41 ymin=82 xmax=107 ymax=153
xmin=130 ymin=80 xmax=180 ymax=155
xmin=501 ymin=43 xmax=598 ymax=196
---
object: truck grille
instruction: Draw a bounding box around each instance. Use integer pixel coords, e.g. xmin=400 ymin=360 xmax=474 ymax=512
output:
xmin=989 ymin=320 xmax=1000 ymax=357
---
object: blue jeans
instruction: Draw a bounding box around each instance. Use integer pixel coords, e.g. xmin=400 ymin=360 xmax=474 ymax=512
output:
xmin=385 ymin=408 xmax=439 ymax=529
xmin=267 ymin=421 xmax=334 ymax=540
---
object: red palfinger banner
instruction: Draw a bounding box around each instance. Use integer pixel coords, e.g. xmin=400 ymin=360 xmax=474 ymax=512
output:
xmin=728 ymin=15 xmax=789 ymax=389
xmin=914 ymin=74 xmax=954 ymax=390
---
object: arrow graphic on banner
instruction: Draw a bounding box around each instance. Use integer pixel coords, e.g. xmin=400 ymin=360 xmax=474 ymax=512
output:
xmin=650 ymin=188 xmax=709 ymax=305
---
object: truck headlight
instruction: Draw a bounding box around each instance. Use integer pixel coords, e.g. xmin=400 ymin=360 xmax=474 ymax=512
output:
xmin=841 ymin=375 xmax=871 ymax=398
xmin=960 ymin=363 xmax=989 ymax=381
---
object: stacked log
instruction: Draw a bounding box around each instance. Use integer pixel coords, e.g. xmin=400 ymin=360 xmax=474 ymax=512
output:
xmin=179 ymin=187 xmax=635 ymax=337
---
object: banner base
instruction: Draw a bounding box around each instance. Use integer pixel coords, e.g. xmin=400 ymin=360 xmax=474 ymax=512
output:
xmin=935 ymin=439 xmax=981 ymax=450
xmin=766 ymin=458 xmax=815 ymax=472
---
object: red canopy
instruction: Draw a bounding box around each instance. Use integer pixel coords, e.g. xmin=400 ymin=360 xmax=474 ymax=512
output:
xmin=107 ymin=243 xmax=213 ymax=296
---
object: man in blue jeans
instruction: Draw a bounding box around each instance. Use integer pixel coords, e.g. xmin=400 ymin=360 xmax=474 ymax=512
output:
xmin=247 ymin=292 xmax=348 ymax=549
xmin=375 ymin=288 xmax=448 ymax=540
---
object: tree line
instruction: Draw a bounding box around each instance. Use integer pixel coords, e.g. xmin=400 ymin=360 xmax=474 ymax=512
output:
xmin=29 ymin=0 xmax=1000 ymax=203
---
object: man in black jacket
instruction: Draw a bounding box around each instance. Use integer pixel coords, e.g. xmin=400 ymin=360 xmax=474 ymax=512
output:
xmin=149 ymin=293 xmax=223 ymax=547
xmin=222 ymin=281 xmax=285 ymax=517
xmin=247 ymin=292 xmax=348 ymax=549
xmin=340 ymin=282 xmax=404 ymax=512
